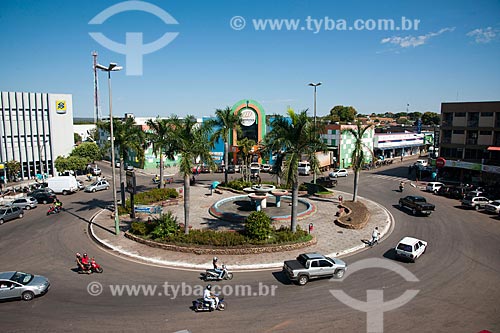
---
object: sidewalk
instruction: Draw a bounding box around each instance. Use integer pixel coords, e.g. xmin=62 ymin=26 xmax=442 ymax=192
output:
xmin=89 ymin=184 xmax=393 ymax=271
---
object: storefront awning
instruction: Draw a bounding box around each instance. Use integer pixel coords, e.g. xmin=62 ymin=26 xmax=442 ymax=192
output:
xmin=487 ymin=146 xmax=500 ymax=151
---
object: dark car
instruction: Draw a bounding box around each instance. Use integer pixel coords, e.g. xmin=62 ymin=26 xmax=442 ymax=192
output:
xmin=28 ymin=187 xmax=55 ymax=197
xmin=448 ymin=186 xmax=468 ymax=199
xmin=227 ymin=165 xmax=236 ymax=174
xmin=436 ymin=185 xmax=453 ymax=197
xmin=31 ymin=192 xmax=57 ymax=204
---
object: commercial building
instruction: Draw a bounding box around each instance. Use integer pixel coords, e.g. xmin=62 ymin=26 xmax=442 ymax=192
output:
xmin=0 ymin=91 xmax=74 ymax=181
xmin=438 ymin=101 xmax=500 ymax=185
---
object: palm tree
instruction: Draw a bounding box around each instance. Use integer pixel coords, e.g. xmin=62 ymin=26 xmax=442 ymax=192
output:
xmin=146 ymin=117 xmax=177 ymax=188
xmin=343 ymin=121 xmax=373 ymax=202
xmin=169 ymin=115 xmax=215 ymax=234
xmin=99 ymin=117 xmax=145 ymax=205
xmin=264 ymin=109 xmax=317 ymax=232
xmin=208 ymin=107 xmax=242 ymax=185
xmin=237 ymin=137 xmax=256 ymax=182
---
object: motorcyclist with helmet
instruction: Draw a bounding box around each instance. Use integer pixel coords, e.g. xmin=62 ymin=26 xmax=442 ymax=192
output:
xmin=81 ymin=253 xmax=91 ymax=273
xmin=203 ymin=284 xmax=218 ymax=311
xmin=212 ymin=257 xmax=225 ymax=279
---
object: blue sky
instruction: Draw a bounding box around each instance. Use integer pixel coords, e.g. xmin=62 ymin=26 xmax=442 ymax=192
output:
xmin=1 ymin=0 xmax=499 ymax=119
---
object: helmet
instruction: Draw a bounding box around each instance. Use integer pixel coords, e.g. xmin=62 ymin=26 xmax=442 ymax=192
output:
xmin=83 ymin=253 xmax=88 ymax=258
xmin=206 ymin=284 xmax=212 ymax=290
xmin=213 ymin=257 xmax=218 ymax=261
xmin=76 ymin=252 xmax=81 ymax=257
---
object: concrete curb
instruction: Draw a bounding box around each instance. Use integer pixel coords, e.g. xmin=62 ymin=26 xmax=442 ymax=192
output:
xmin=88 ymin=195 xmax=395 ymax=272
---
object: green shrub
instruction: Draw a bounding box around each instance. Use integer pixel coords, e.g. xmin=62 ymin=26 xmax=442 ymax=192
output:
xmin=226 ymin=179 xmax=253 ymax=191
xmin=150 ymin=211 xmax=179 ymax=240
xmin=130 ymin=221 xmax=148 ymax=236
xmin=270 ymin=225 xmax=311 ymax=244
xmin=245 ymin=211 xmax=272 ymax=241
xmin=171 ymin=229 xmax=247 ymax=247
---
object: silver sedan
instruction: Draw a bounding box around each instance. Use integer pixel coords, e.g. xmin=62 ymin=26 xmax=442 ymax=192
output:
xmin=0 ymin=271 xmax=50 ymax=301
xmin=85 ymin=180 xmax=110 ymax=192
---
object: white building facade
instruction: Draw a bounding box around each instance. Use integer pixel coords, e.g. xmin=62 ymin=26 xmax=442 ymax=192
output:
xmin=0 ymin=91 xmax=74 ymax=180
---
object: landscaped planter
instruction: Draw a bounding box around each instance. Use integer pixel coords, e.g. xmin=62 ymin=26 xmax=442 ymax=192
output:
xmin=125 ymin=231 xmax=317 ymax=255
xmin=334 ymin=200 xmax=369 ymax=230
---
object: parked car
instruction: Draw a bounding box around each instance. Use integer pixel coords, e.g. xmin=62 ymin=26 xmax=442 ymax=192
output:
xmin=415 ymin=159 xmax=428 ymax=167
xmin=461 ymin=196 xmax=491 ymax=210
xmin=77 ymin=180 xmax=85 ymax=191
xmin=85 ymin=180 xmax=110 ymax=192
xmin=8 ymin=197 xmax=38 ymax=210
xmin=448 ymin=186 xmax=468 ymax=199
xmin=90 ymin=167 xmax=101 ymax=176
xmin=283 ymin=253 xmax=347 ymax=285
xmin=329 ymin=168 xmax=349 ymax=178
xmin=395 ymin=237 xmax=428 ymax=262
xmin=30 ymin=191 xmax=57 ymax=204
xmin=484 ymin=200 xmax=500 ymax=214
xmin=398 ymin=195 xmax=436 ymax=216
xmin=0 ymin=271 xmax=50 ymax=301
xmin=28 ymin=187 xmax=55 ymax=196
xmin=0 ymin=206 xmax=24 ymax=225
xmin=436 ymin=185 xmax=453 ymax=197
xmin=261 ymin=164 xmax=271 ymax=172
xmin=227 ymin=164 xmax=235 ymax=174
xmin=426 ymin=182 xmax=444 ymax=194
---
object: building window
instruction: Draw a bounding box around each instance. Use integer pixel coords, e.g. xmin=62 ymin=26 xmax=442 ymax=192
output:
xmin=455 ymin=112 xmax=466 ymax=117
xmin=453 ymin=129 xmax=464 ymax=134
xmin=467 ymin=112 xmax=479 ymax=127
xmin=479 ymin=130 xmax=491 ymax=136
xmin=442 ymin=112 xmax=453 ymax=126
xmin=480 ymin=112 xmax=493 ymax=117
xmin=466 ymin=130 xmax=478 ymax=145
xmin=465 ymin=149 xmax=482 ymax=160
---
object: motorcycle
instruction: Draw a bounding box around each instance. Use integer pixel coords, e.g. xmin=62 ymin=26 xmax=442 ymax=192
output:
xmin=77 ymin=257 xmax=104 ymax=274
xmin=193 ymin=294 xmax=226 ymax=312
xmin=201 ymin=265 xmax=233 ymax=281
xmin=47 ymin=206 xmax=62 ymax=215
xmin=399 ymin=184 xmax=405 ymax=192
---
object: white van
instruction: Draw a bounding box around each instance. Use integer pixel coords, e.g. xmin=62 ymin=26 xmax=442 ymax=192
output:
xmin=46 ymin=176 xmax=79 ymax=195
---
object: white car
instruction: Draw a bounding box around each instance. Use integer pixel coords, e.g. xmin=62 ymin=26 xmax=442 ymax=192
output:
xmin=415 ymin=159 xmax=428 ymax=167
xmin=426 ymin=182 xmax=444 ymax=194
xmin=329 ymin=169 xmax=349 ymax=178
xmin=395 ymin=237 xmax=427 ymax=262
xmin=484 ymin=200 xmax=500 ymax=214
xmin=461 ymin=196 xmax=491 ymax=210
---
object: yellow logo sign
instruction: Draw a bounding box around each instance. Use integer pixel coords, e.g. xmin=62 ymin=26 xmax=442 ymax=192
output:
xmin=56 ymin=100 xmax=67 ymax=113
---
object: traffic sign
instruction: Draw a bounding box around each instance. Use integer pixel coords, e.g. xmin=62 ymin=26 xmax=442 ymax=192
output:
xmin=436 ymin=157 xmax=446 ymax=168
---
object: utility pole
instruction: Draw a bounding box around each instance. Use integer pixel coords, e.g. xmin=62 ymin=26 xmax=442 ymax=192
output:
xmin=92 ymin=51 xmax=100 ymax=123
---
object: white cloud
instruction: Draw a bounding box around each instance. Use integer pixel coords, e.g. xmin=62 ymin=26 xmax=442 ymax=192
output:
xmin=381 ymin=27 xmax=455 ymax=48
xmin=466 ymin=27 xmax=498 ymax=43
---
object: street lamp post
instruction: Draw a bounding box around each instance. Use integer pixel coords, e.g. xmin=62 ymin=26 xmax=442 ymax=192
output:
xmin=308 ymin=82 xmax=321 ymax=184
xmin=96 ymin=62 xmax=122 ymax=236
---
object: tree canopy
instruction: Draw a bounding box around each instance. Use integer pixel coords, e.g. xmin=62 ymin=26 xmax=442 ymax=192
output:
xmin=329 ymin=105 xmax=357 ymax=123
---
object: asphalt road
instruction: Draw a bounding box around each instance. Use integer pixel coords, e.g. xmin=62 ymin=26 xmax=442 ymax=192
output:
xmin=0 ymin=163 xmax=499 ymax=332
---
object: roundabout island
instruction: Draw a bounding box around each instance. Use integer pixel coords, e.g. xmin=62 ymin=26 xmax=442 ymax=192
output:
xmin=90 ymin=183 xmax=393 ymax=270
